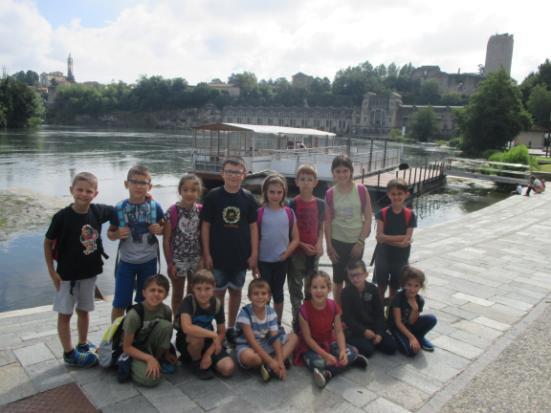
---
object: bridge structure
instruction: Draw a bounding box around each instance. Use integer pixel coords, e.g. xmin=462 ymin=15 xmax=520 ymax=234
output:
xmin=445 ymin=157 xmax=532 ymax=185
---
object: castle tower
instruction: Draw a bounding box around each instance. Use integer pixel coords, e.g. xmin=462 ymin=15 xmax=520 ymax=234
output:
xmin=67 ymin=53 xmax=75 ymax=82
xmin=484 ymin=34 xmax=514 ymax=76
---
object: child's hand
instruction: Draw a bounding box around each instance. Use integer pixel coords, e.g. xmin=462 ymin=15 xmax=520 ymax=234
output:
xmin=117 ymin=227 xmax=130 ymax=240
xmin=327 ymin=245 xmax=339 ymax=263
xmin=338 ymin=350 xmax=348 ymax=366
xmin=252 ymin=265 xmax=260 ymax=279
xmin=213 ymin=337 xmax=222 ymax=354
xmin=350 ymin=243 xmax=363 ymax=259
xmin=322 ymin=352 xmax=337 ymax=366
xmin=277 ymin=360 xmax=287 ymax=380
xmin=301 ymin=243 xmax=317 ymax=256
xmin=145 ymin=356 xmax=161 ymax=379
xmin=148 ymin=223 xmax=163 ymax=236
xmin=168 ymin=265 xmax=177 ymax=280
xmin=279 ymin=252 xmax=289 ymax=261
xmin=376 ymin=233 xmax=385 ymax=243
xmin=51 ymin=272 xmax=62 ymax=291
xmin=268 ymin=358 xmax=279 ymax=375
xmin=315 ymin=242 xmax=324 ymax=257
xmin=373 ymin=334 xmax=383 ymax=344
xmin=203 ymin=254 xmax=213 ymax=270
xmin=164 ymin=352 xmax=178 ymax=365
xmin=409 ymin=337 xmax=421 ymax=353
xmin=364 ymin=329 xmax=376 ymax=340
xmin=247 ymin=254 xmax=257 ymax=271
xmin=200 ymin=354 xmax=213 ymax=370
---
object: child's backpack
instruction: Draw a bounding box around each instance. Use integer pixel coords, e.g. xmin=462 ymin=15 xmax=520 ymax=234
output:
xmin=325 ymin=184 xmax=368 ymax=219
xmin=98 ymin=303 xmax=145 ymax=368
xmin=257 ymin=206 xmax=294 ymax=240
xmin=173 ymin=294 xmax=222 ymax=332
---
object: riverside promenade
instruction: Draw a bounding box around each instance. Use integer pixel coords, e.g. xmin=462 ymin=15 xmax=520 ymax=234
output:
xmin=1 ymin=191 xmax=550 ymax=412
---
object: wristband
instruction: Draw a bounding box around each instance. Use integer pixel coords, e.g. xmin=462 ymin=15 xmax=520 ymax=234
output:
xmin=357 ymin=239 xmax=365 ymax=245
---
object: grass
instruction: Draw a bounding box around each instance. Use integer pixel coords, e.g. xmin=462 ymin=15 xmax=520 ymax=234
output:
xmin=538 ymin=163 xmax=551 ymax=172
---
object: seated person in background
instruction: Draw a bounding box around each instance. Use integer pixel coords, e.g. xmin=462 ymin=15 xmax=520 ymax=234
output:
xmin=525 ymin=175 xmax=545 ymax=196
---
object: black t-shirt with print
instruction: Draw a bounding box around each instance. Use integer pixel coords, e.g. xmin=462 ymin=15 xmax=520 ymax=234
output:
xmin=200 ymin=187 xmax=258 ymax=271
xmin=45 ymin=204 xmax=114 ymax=281
xmin=388 ymin=289 xmax=425 ymax=330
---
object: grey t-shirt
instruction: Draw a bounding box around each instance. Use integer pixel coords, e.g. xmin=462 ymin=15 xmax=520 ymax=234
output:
xmin=259 ymin=207 xmax=294 ymax=262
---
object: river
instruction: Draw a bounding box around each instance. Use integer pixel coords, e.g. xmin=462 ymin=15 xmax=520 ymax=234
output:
xmin=0 ymin=126 xmax=508 ymax=312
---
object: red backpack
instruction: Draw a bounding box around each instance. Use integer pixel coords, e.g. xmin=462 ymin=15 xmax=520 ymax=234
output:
xmin=379 ymin=206 xmax=413 ymax=227
xmin=325 ymin=184 xmax=368 ymax=219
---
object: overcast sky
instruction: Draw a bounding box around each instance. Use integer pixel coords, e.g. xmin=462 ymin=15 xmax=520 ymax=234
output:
xmin=1 ymin=0 xmax=549 ymax=85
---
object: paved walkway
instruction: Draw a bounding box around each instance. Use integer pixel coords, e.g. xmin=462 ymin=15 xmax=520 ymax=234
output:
xmin=1 ymin=191 xmax=550 ymax=412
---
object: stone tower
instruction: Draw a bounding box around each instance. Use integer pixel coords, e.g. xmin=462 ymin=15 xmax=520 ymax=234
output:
xmin=484 ymin=34 xmax=514 ymax=76
xmin=67 ymin=53 xmax=75 ymax=82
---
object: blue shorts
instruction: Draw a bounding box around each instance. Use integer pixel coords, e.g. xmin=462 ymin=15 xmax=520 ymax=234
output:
xmin=113 ymin=258 xmax=157 ymax=309
xmin=213 ymin=268 xmax=246 ymax=291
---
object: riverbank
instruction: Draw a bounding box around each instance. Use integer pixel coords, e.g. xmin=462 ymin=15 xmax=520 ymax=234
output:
xmin=1 ymin=190 xmax=550 ymax=411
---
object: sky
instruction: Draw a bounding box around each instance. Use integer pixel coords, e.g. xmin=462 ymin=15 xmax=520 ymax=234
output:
xmin=1 ymin=0 xmax=549 ymax=85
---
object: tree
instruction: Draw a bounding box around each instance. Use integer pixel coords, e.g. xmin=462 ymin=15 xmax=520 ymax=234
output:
xmin=409 ymin=107 xmax=439 ymax=142
xmin=417 ymin=81 xmax=440 ymax=105
xmin=458 ymin=71 xmax=532 ymax=155
xmin=228 ymin=72 xmax=257 ymax=96
xmin=0 ymin=77 xmax=44 ymax=128
xmin=526 ymin=84 xmax=551 ymax=129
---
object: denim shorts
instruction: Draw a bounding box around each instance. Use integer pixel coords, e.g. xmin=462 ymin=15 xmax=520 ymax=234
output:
xmin=212 ymin=268 xmax=247 ymax=291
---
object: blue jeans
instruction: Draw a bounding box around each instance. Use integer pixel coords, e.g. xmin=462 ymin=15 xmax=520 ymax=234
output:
xmin=392 ymin=314 xmax=437 ymax=357
xmin=212 ymin=268 xmax=246 ymax=291
xmin=113 ymin=258 xmax=157 ymax=309
xmin=346 ymin=330 xmax=397 ymax=357
xmin=303 ymin=342 xmax=358 ymax=376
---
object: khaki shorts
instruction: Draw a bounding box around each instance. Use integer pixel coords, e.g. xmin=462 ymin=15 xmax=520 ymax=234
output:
xmin=53 ymin=276 xmax=97 ymax=315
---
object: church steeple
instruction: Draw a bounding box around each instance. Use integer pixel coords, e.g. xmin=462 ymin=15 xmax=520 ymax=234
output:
xmin=67 ymin=53 xmax=75 ymax=82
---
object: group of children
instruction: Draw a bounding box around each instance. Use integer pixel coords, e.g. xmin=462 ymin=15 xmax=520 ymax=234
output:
xmin=44 ymin=155 xmax=437 ymax=388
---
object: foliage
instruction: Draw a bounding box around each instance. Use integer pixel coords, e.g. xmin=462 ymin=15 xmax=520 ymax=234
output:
xmin=458 ymin=71 xmax=532 ymax=155
xmin=11 ymin=70 xmax=39 ymax=86
xmin=526 ymin=84 xmax=551 ymax=129
xmin=0 ymin=77 xmax=44 ymax=128
xmin=520 ymin=59 xmax=551 ymax=104
xmin=448 ymin=136 xmax=463 ymax=148
xmin=488 ymin=145 xmax=539 ymax=169
xmin=408 ymin=107 xmax=439 ymax=142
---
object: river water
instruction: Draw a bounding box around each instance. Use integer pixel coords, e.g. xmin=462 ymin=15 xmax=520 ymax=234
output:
xmin=0 ymin=126 xmax=508 ymax=312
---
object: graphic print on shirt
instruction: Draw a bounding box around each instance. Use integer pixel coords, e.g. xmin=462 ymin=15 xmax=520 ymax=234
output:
xmin=124 ymin=202 xmax=154 ymax=243
xmin=223 ymin=206 xmax=240 ymax=227
xmin=80 ymin=224 xmax=99 ymax=255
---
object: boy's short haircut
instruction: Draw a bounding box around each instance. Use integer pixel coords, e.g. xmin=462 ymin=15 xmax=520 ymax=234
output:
xmin=296 ymin=164 xmax=318 ymax=179
xmin=190 ymin=269 xmax=216 ymax=286
xmin=346 ymin=259 xmax=367 ymax=274
xmin=127 ymin=165 xmax=151 ymax=180
xmin=387 ymin=178 xmax=409 ymax=192
xmin=331 ymin=154 xmax=354 ymax=173
xmin=222 ymin=157 xmax=246 ymax=172
xmin=247 ymin=278 xmax=271 ymax=297
xmin=71 ymin=172 xmax=98 ymax=188
xmin=400 ymin=265 xmax=426 ymax=288
xmin=144 ymin=274 xmax=170 ymax=294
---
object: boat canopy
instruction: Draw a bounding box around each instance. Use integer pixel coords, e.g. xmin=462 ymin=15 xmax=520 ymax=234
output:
xmin=192 ymin=123 xmax=336 ymax=137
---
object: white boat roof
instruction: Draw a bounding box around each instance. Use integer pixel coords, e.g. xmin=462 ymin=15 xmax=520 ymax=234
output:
xmin=193 ymin=122 xmax=336 ymax=137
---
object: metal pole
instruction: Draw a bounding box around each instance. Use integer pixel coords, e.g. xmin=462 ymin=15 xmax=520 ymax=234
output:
xmin=408 ymin=168 xmax=412 ymax=185
xmin=368 ymin=139 xmax=373 ymax=172
xmin=383 ymin=140 xmax=387 ymax=169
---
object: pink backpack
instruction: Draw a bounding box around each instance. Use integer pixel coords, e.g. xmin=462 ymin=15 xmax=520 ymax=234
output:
xmin=325 ymin=184 xmax=368 ymax=219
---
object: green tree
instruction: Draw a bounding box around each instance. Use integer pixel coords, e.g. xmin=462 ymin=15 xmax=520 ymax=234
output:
xmin=458 ymin=71 xmax=532 ymax=155
xmin=526 ymin=84 xmax=551 ymax=129
xmin=417 ymin=81 xmax=440 ymax=104
xmin=409 ymin=107 xmax=439 ymax=142
xmin=228 ymin=72 xmax=258 ymax=96
xmin=0 ymin=77 xmax=44 ymax=128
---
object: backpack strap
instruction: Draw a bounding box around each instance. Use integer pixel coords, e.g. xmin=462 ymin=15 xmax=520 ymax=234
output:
xmin=115 ymin=200 xmax=128 ymax=228
xmin=316 ymin=198 xmax=326 ymax=226
xmin=357 ymin=184 xmax=367 ymax=212
xmin=149 ymin=200 xmax=158 ymax=224
xmin=284 ymin=206 xmax=294 ymax=239
xmin=325 ymin=187 xmax=335 ymax=219
xmin=257 ymin=206 xmax=264 ymax=239
xmin=168 ymin=204 xmax=178 ymax=230
xmin=403 ymin=207 xmax=412 ymax=227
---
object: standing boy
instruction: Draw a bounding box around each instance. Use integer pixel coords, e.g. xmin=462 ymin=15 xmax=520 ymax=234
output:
xmin=201 ymin=157 xmax=258 ymax=345
xmin=342 ymin=260 xmax=396 ymax=357
xmin=44 ymin=172 xmax=113 ymax=367
xmin=287 ymin=164 xmax=325 ymax=330
xmin=373 ymin=178 xmax=417 ymax=304
xmin=108 ymin=165 xmax=164 ymax=321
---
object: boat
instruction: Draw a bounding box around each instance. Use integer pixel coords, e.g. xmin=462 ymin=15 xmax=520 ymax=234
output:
xmin=189 ymin=122 xmax=401 ymax=189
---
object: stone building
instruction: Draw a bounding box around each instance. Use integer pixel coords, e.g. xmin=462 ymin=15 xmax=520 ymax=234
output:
xmin=485 ymin=33 xmax=514 ymax=76
xmin=410 ymin=66 xmax=482 ymax=97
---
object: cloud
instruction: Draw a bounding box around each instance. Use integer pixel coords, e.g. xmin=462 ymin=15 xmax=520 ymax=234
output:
xmin=0 ymin=0 xmax=548 ymax=84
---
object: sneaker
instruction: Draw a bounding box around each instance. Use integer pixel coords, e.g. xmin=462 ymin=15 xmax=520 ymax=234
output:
xmin=292 ymin=318 xmax=299 ymax=334
xmin=160 ymin=361 xmax=177 ymax=375
xmin=260 ymin=364 xmax=272 ymax=382
xmin=76 ymin=342 xmax=96 ymax=353
xmin=420 ymin=337 xmax=435 ymax=352
xmin=313 ymin=368 xmax=332 ymax=388
xmin=353 ymin=354 xmax=369 ymax=369
xmin=64 ymin=349 xmax=98 ymax=368
xmin=192 ymin=361 xmax=214 ymax=380
xmin=225 ymin=327 xmax=237 ymax=347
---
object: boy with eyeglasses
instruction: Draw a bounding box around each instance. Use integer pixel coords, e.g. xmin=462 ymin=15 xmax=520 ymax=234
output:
xmin=201 ymin=157 xmax=259 ymax=346
xmin=108 ymin=165 xmax=164 ymax=321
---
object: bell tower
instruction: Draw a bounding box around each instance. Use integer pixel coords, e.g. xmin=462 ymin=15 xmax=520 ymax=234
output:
xmin=67 ymin=53 xmax=75 ymax=82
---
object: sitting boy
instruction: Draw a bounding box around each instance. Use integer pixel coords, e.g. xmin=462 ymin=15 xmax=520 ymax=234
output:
xmin=175 ymin=269 xmax=235 ymax=380
xmin=341 ymin=260 xmax=396 ymax=357
xmin=122 ymin=274 xmax=177 ymax=386
xmin=235 ymin=279 xmax=298 ymax=381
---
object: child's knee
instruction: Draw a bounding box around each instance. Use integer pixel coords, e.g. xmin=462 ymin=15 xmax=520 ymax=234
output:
xmin=239 ymin=349 xmax=261 ymax=367
xmin=216 ymin=357 xmax=235 ymax=377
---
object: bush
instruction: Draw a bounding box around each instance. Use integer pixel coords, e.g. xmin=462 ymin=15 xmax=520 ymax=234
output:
xmin=448 ymin=136 xmax=463 ymax=148
xmin=488 ymin=145 xmax=539 ymax=169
